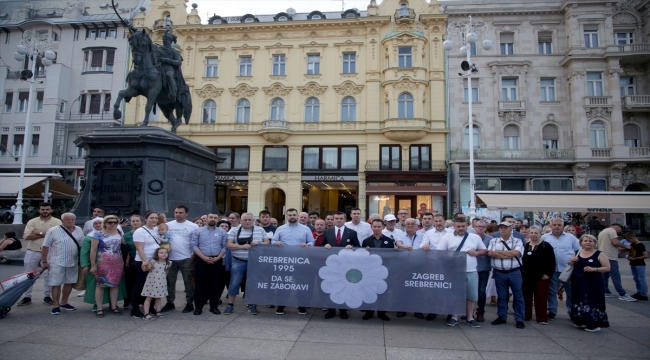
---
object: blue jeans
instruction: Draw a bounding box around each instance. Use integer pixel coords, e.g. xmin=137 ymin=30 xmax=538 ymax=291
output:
xmin=476 ymin=270 xmax=490 ymax=315
xmin=630 ymin=265 xmax=648 ymax=297
xmin=548 ymin=271 xmax=572 ymax=315
xmin=494 ymin=270 xmax=525 ymax=322
xmin=228 ymin=258 xmax=248 ymax=297
xmin=603 ymin=259 xmax=627 ymax=296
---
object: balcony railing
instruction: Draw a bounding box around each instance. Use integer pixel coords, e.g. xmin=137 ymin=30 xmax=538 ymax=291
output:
xmin=584 ymin=96 xmax=613 ymax=107
xmin=591 ymin=148 xmax=611 ymax=158
xmin=261 ymin=120 xmax=290 ymax=130
xmin=450 ymin=148 xmax=575 ymax=160
xmin=56 ymin=111 xmax=117 ymax=121
xmin=617 ymin=43 xmax=650 ymax=53
xmin=498 ymin=100 xmax=527 ymax=111
xmin=394 ymin=8 xmax=416 ymax=19
xmin=630 ymin=147 xmax=650 ymax=158
xmin=365 ymin=160 xmax=446 ymax=172
xmin=622 ymin=95 xmax=650 ymax=108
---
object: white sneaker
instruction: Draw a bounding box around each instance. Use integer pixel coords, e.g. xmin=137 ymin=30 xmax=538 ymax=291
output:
xmin=76 ymin=290 xmax=86 ymax=297
xmin=619 ymin=294 xmax=637 ymax=302
xmin=604 ymin=293 xmax=616 ymax=298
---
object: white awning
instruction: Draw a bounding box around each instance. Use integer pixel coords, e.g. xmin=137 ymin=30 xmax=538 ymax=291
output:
xmin=475 ymin=191 xmax=650 ymax=213
xmin=0 ymin=176 xmax=78 ymax=199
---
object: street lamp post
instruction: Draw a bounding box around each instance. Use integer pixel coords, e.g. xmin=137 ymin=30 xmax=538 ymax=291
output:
xmin=12 ymin=31 xmax=55 ymax=224
xmin=443 ymin=16 xmax=493 ymax=220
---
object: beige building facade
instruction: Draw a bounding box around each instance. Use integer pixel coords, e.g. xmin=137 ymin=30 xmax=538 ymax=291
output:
xmin=124 ymin=0 xmax=449 ymax=220
xmin=443 ymin=0 xmax=650 ymax=233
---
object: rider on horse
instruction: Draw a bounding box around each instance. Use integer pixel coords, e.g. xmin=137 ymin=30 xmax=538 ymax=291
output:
xmin=156 ymin=31 xmax=188 ymax=101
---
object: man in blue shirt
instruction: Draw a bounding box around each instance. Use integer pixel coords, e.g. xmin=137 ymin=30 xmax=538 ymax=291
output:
xmin=542 ymin=218 xmax=580 ymax=320
xmin=191 ymin=213 xmax=227 ymax=315
xmin=272 ymin=208 xmax=315 ymax=315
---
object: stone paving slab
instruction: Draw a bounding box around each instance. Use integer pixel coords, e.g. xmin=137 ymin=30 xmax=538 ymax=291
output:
xmin=0 ymin=261 xmax=648 ymax=360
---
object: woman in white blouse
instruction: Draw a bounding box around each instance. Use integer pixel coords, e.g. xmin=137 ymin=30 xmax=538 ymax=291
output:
xmin=129 ymin=211 xmax=159 ymax=318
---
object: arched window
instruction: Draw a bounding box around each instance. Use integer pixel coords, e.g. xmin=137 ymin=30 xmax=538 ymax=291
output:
xmin=305 ymin=97 xmax=320 ymax=122
xmin=397 ymin=92 xmax=414 ymax=118
xmin=244 ymin=17 xmax=254 ymax=23
xmin=312 ymin=15 xmax=321 ymax=20
xmin=164 ymin=14 xmax=171 ymax=27
xmin=542 ymin=124 xmax=559 ymax=149
xmin=236 ymin=99 xmax=250 ymax=123
xmin=589 ymin=121 xmax=607 ymax=148
xmin=278 ymin=16 xmax=287 ymax=21
xmin=212 ymin=19 xmax=222 ymax=24
xmin=202 ymin=100 xmax=216 ymax=124
xmin=624 ymin=124 xmax=639 ymax=147
xmin=270 ymin=98 xmax=285 ymax=120
xmin=346 ymin=13 xmax=356 ymax=18
xmin=504 ymin=125 xmax=520 ymax=149
xmin=341 ymin=97 xmax=356 ymax=122
xmin=464 ymin=126 xmax=480 ymax=149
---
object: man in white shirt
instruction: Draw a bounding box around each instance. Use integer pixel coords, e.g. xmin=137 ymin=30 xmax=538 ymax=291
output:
xmin=420 ymin=214 xmax=453 ymax=250
xmin=344 ymin=207 xmax=372 ymax=241
xmin=418 ymin=212 xmax=435 ymax=234
xmin=438 ymin=217 xmax=486 ymax=328
xmin=161 ymin=205 xmax=199 ymax=314
xmin=382 ymin=214 xmax=405 ymax=241
xmin=396 ymin=218 xmax=428 ymax=319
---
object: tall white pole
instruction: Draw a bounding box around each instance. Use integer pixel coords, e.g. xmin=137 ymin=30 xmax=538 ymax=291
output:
xmin=12 ymin=48 xmax=38 ymax=224
xmin=466 ymin=18 xmax=476 ymax=221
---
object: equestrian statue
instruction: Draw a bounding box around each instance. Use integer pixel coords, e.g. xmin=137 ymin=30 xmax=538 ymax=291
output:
xmin=111 ymin=2 xmax=191 ymax=133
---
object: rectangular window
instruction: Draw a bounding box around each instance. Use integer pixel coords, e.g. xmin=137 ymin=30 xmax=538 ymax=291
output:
xmin=13 ymin=134 xmax=24 ymax=156
xmin=500 ymin=33 xmax=514 ymax=55
xmin=80 ymin=94 xmax=87 ymax=113
xmin=263 ymin=146 xmax=288 ymax=171
xmin=463 ymin=78 xmax=479 ymax=102
xmin=4 ymin=92 xmax=12 ymax=113
xmin=307 ymin=54 xmax=320 ymax=74
xmin=103 ymin=93 xmax=111 ymax=112
xmin=584 ymin=25 xmax=599 ymax=48
xmin=109 ymin=29 xmax=117 ymax=37
xmin=272 ymin=55 xmax=285 ymax=76
xmin=342 ymin=53 xmax=356 ymax=73
xmin=538 ymin=31 xmax=552 ymax=54
xmin=99 ymin=30 xmax=106 ymax=38
xmin=215 ymin=147 xmax=249 ymax=170
xmin=89 ymin=30 xmax=97 ymax=39
xmin=532 ymin=179 xmax=572 ymax=191
xmin=398 ymin=47 xmax=412 ymax=67
xmin=587 ymin=72 xmax=604 ymax=96
xmin=36 ymin=92 xmax=44 ymax=112
xmin=89 ymin=94 xmax=101 ymax=114
xmin=410 ymin=145 xmax=431 ymax=170
xmin=105 ymin=50 xmax=115 ymax=72
xmin=501 ymin=79 xmax=517 ymax=100
xmin=543 ymin=139 xmax=558 ymax=149
xmin=205 ymin=58 xmax=218 ymax=77
xmin=588 ymin=179 xmax=606 ymax=191
xmin=91 ymin=50 xmax=103 ymax=71
xmin=616 ymin=32 xmax=634 ymax=45
xmin=59 ymin=101 xmax=66 ymax=113
xmin=30 ymin=134 xmax=39 ymax=156
xmin=620 ymin=77 xmax=635 ymax=96
xmin=18 ymin=92 xmax=29 ymax=112
xmin=83 ymin=51 xmax=89 ymax=72
xmin=75 ymin=146 xmax=86 ymax=158
xmin=239 ymin=56 xmax=252 ymax=76
xmin=0 ymin=135 xmax=7 ymax=156
xmin=540 ymin=78 xmax=556 ymax=102
xmin=380 ymin=145 xmax=401 ymax=170
xmin=302 ymin=146 xmax=358 ymax=170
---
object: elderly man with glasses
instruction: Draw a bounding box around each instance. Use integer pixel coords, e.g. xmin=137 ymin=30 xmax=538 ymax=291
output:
xmin=395 ymin=209 xmax=409 ymax=231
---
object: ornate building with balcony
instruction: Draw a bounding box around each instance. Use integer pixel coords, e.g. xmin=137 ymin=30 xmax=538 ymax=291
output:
xmin=443 ymin=0 xmax=650 ymax=233
xmin=124 ymin=0 xmax=449 ymax=219
xmin=0 ymin=0 xmax=144 ymax=194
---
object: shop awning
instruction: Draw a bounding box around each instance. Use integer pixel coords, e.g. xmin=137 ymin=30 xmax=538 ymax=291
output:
xmin=475 ymin=191 xmax=650 ymax=213
xmin=0 ymin=176 xmax=78 ymax=199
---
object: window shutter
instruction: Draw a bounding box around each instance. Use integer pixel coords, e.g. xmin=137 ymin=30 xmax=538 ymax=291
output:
xmin=1 ymin=135 xmax=8 ymax=150
xmin=624 ymin=124 xmax=639 ymax=139
xmin=31 ymin=134 xmax=39 ymax=145
xmin=91 ymin=50 xmax=103 ymax=67
xmin=103 ymin=94 xmax=111 ymax=112
xmin=19 ymin=92 xmax=29 ymax=100
xmin=542 ymin=125 xmax=559 ymax=140
xmin=14 ymin=134 xmax=24 ymax=145
xmin=500 ymin=32 xmax=514 ymax=43
xmin=89 ymin=94 xmax=101 ymax=114
xmin=80 ymin=94 xmax=86 ymax=113
xmin=504 ymin=125 xmax=519 ymax=137
xmin=5 ymin=93 xmax=12 ymax=106
xmin=37 ymin=92 xmax=44 ymax=101
xmin=538 ymin=31 xmax=552 ymax=42
xmin=106 ymin=50 xmax=115 ymax=66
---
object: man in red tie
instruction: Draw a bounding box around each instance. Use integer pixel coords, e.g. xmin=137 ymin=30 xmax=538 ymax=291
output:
xmin=321 ymin=211 xmax=360 ymax=319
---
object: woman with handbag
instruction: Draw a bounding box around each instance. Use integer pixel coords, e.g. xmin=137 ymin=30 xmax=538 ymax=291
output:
xmin=90 ymin=215 xmax=125 ymax=317
xmin=130 ymin=210 xmax=159 ymax=318
xmin=569 ymin=234 xmax=611 ymax=332
xmin=522 ymin=226 xmax=556 ymax=324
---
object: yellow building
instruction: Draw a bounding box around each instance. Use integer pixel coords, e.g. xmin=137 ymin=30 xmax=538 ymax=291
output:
xmin=124 ymin=0 xmax=448 ymax=220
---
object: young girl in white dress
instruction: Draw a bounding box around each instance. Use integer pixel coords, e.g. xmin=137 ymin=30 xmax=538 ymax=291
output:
xmin=141 ymin=248 xmax=171 ymax=320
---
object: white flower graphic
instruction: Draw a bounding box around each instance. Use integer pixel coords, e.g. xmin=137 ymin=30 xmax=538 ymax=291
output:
xmin=318 ymin=248 xmax=388 ymax=308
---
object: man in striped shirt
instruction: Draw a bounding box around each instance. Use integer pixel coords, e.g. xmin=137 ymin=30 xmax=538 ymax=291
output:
xmin=41 ymin=212 xmax=84 ymax=315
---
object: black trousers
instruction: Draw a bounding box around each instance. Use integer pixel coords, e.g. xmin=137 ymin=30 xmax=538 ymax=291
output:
xmin=194 ymin=257 xmax=224 ymax=310
xmin=131 ymin=261 xmax=147 ymax=310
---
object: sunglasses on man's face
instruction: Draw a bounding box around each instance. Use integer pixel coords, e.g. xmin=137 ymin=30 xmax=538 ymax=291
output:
xmin=106 ymin=221 xmax=118 ymax=225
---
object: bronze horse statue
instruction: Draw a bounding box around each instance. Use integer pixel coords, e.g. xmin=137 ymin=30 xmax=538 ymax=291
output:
xmin=111 ymin=4 xmax=191 ymax=133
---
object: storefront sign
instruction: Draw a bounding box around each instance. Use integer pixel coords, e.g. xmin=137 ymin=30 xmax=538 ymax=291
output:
xmin=77 ymin=169 xmax=84 ymax=177
xmin=301 ymin=175 xmax=359 ymax=181
xmin=215 ymin=175 xmax=248 ymax=181
xmin=374 ymin=196 xmax=390 ymax=201
xmin=245 ymin=246 xmax=467 ymax=314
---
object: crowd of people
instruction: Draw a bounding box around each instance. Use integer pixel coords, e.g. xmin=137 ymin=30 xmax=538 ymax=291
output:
xmin=8 ymin=202 xmax=648 ymax=333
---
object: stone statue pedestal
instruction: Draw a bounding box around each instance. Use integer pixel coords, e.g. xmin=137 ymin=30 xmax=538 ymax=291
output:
xmin=72 ymin=127 xmax=219 ymax=224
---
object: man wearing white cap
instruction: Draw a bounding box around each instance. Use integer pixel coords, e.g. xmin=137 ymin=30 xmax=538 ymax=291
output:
xmin=382 ymin=214 xmax=405 ymax=241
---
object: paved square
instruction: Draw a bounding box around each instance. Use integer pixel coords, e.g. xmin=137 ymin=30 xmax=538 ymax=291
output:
xmin=0 ymin=261 xmax=648 ymax=360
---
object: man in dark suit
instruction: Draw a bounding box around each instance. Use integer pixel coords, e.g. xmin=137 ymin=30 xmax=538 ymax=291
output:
xmin=361 ymin=219 xmax=395 ymax=321
xmin=321 ymin=211 xmax=360 ymax=319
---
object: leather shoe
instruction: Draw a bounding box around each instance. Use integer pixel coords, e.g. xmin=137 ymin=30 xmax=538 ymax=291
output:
xmin=193 ymin=309 xmax=202 ymax=315
xmin=362 ymin=312 xmax=373 ymax=320
xmin=340 ymin=310 xmax=349 ymax=320
xmin=414 ymin=313 xmax=424 ymax=319
xmin=160 ymin=302 xmax=175 ymax=313
xmin=378 ymin=312 xmax=390 ymax=321
xmin=476 ymin=313 xmax=485 ymax=322
xmin=516 ymin=321 xmax=525 ymax=329
xmin=324 ymin=310 xmax=336 ymax=319
xmin=425 ymin=314 xmax=437 ymax=321
xmin=209 ymin=307 xmax=221 ymax=315
xmin=491 ymin=317 xmax=507 ymax=325
xmin=182 ymin=303 xmax=194 ymax=313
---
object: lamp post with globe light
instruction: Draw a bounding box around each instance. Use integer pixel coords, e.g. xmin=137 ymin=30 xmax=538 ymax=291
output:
xmin=443 ymin=16 xmax=493 ymax=220
xmin=12 ymin=30 xmax=56 ymax=224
